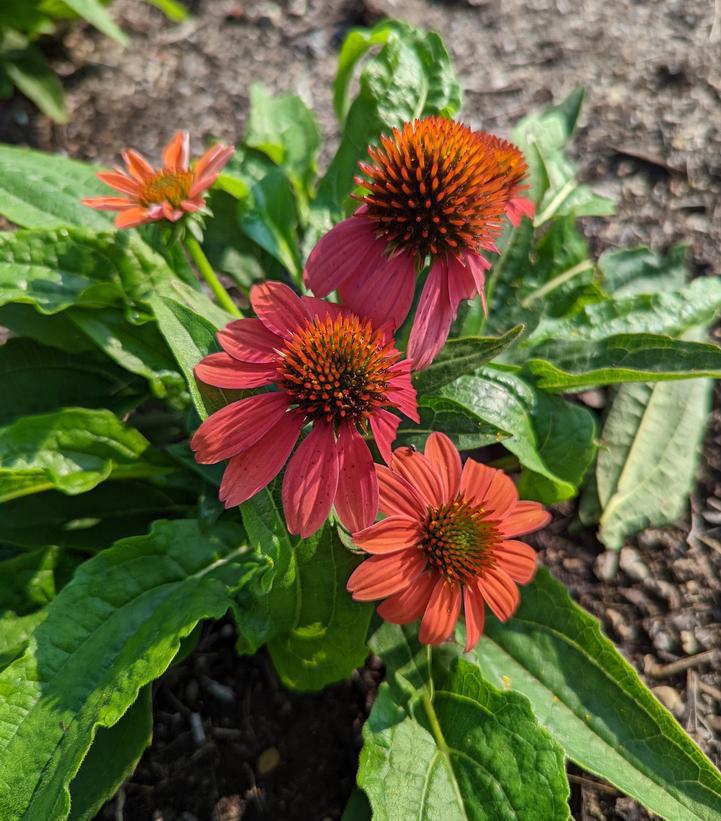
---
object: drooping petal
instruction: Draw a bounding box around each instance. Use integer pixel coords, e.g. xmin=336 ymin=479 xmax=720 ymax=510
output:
xmin=115 ymin=207 xmax=153 ymax=229
xmin=335 ymin=422 xmax=378 ymax=533
xmin=250 ymin=281 xmax=310 ymax=339
xmin=217 ymin=318 xmax=283 ymax=363
xmin=194 ymin=352 xmax=277 ymax=389
xmin=377 ymin=570 xmax=436 ymax=624
xmin=81 ymin=196 xmax=134 ymax=211
xmin=387 ymin=361 xmax=419 ymax=423
xmin=424 ymin=432 xmax=461 ymax=502
xmin=163 ymin=130 xmax=190 ymax=172
xmin=191 ymin=143 xmax=235 ymax=194
xmin=191 ymin=392 xmax=290 ymax=464
xmin=122 ymin=149 xmax=154 ymax=182
xmin=347 ymin=549 xmax=426 ymax=601
xmin=419 ymin=578 xmax=461 ymax=644
xmin=464 ymin=250 xmax=490 ymax=316
xmin=303 ymin=214 xmax=384 ymax=297
xmin=338 ymin=248 xmax=416 ymax=330
xmin=369 ymin=408 xmax=401 ymax=465
xmin=352 ymin=515 xmax=420 ymax=554
xmin=161 ymin=201 xmax=184 ymax=222
xmin=97 ymin=170 xmax=141 ymax=196
xmin=390 ymin=447 xmax=445 ymax=508
xmin=477 ymin=567 xmax=520 ymax=622
xmin=445 ymin=253 xmax=477 ymax=312
xmin=406 ymin=258 xmax=453 ymax=371
xmin=219 ymin=412 xmax=303 ymax=508
xmin=463 ymin=585 xmax=486 ymax=652
xmin=495 ymin=540 xmax=537 ymax=585
xmin=506 ymin=195 xmax=535 ymax=227
xmin=376 ymin=464 xmax=426 ymax=519
xmin=282 ymin=421 xmax=339 ymax=538
xmin=501 ymin=501 xmax=552 ymax=538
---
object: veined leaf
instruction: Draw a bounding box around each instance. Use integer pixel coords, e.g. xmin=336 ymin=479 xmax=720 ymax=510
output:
xmin=0 ymin=547 xmax=59 ymax=615
xmin=0 ymin=609 xmax=46 ymax=672
xmin=359 ymin=623 xmax=570 ymax=820
xmin=523 ymin=333 xmax=721 ymax=391
xmin=598 ymin=244 xmax=688 ymax=296
xmin=0 ymin=519 xmax=260 ymax=820
xmin=473 ymin=568 xmax=721 ymax=820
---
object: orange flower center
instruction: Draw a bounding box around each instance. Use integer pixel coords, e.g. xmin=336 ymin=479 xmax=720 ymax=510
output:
xmin=278 ymin=313 xmax=399 ymax=425
xmin=139 ymin=170 xmax=194 ymax=207
xmin=356 ymin=116 xmax=525 ymax=261
xmin=421 ymin=494 xmax=501 ymax=583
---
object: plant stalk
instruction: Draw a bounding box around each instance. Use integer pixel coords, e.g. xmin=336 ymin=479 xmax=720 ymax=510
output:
xmin=184 ymin=235 xmax=241 ymax=316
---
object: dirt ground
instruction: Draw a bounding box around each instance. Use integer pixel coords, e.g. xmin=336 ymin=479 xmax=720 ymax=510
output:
xmin=1 ymin=0 xmax=720 ymax=819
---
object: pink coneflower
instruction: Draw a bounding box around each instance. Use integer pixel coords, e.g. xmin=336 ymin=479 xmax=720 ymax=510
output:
xmin=347 ymin=432 xmax=550 ymax=651
xmin=82 ymin=130 xmax=234 ymax=229
xmin=191 ymin=282 xmax=419 ymax=538
xmin=304 ymin=117 xmax=533 ymax=370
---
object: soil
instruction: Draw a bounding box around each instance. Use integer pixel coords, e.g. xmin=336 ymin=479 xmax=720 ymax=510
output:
xmin=1 ymin=0 xmax=720 ymax=819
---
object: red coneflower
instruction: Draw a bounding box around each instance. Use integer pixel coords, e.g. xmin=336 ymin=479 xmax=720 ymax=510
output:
xmin=347 ymin=432 xmax=550 ymax=650
xmin=191 ymin=282 xmax=419 ymax=538
xmin=82 ymin=130 xmax=234 ymax=229
xmin=304 ymin=117 xmax=533 ymax=370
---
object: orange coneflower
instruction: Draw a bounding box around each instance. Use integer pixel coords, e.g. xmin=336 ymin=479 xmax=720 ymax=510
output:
xmin=304 ymin=117 xmax=533 ymax=370
xmin=83 ymin=130 xmax=234 ymax=229
xmin=347 ymin=432 xmax=550 ymax=651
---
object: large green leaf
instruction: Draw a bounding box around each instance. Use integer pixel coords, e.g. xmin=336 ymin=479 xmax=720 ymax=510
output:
xmin=523 ymin=333 xmax=721 ymax=391
xmin=0 ymin=337 xmax=141 ymax=425
xmin=359 ymin=623 xmax=570 ymax=820
xmin=412 ymin=326 xmax=524 ymax=396
xmin=0 ymin=547 xmax=58 ymax=615
xmin=238 ymin=490 xmax=372 ymax=691
xmin=437 ymin=366 xmax=596 ymax=503
xmin=590 ymin=378 xmax=712 ymax=549
xmin=473 ymin=568 xmax=721 ymax=820
xmin=598 ymin=244 xmax=688 ymax=296
xmin=0 ymin=408 xmax=165 ymax=502
xmin=0 ymin=146 xmax=112 ymax=229
xmin=0 ymin=609 xmax=46 ymax=672
xmin=398 ymin=395 xmax=508 ymax=451
xmin=0 ymin=519 xmax=260 ymax=820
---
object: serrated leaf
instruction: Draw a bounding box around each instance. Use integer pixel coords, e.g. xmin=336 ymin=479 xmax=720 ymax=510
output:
xmin=412 ymin=326 xmax=524 ymax=395
xmin=522 ymin=333 xmax=721 ymax=391
xmin=594 ymin=378 xmax=711 ymax=549
xmin=0 ymin=146 xmax=112 ymax=229
xmin=472 ymin=567 xmax=721 ymax=820
xmin=359 ymin=623 xmax=570 ymax=820
xmin=598 ymin=244 xmax=688 ymax=296
xmin=0 ymin=520 xmax=260 ymax=821
xmin=0 ymin=408 xmax=165 ymax=502
xmin=437 ymin=366 xmax=596 ymax=503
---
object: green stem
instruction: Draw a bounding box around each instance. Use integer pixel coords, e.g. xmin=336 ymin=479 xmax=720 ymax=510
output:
xmin=183 ymin=235 xmax=241 ymax=317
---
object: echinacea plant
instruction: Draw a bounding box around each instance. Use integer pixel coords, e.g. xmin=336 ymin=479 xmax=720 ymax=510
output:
xmin=1 ymin=18 xmax=721 ymax=821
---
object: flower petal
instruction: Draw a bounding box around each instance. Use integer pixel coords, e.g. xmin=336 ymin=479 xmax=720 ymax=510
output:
xmin=250 ymin=281 xmax=310 ymax=339
xmin=424 ymin=432 xmax=461 ymax=500
xmin=391 ymin=447 xmax=445 ymax=508
xmin=194 ymin=352 xmax=277 ymax=389
xmin=506 ymin=195 xmax=535 ymax=227
xmin=219 ymin=412 xmax=303 ymax=508
xmin=407 ymin=258 xmax=453 ymax=371
xmin=217 ymin=318 xmax=283 ymax=363
xmin=347 ymin=549 xmax=426 ymax=601
xmin=369 ymin=408 xmax=401 ymax=465
xmin=445 ymin=253 xmax=477 ymax=313
xmin=122 ymin=149 xmax=154 ymax=182
xmin=495 ymin=540 xmax=537 ymax=585
xmin=376 ymin=464 xmax=426 ymax=519
xmin=352 ymin=515 xmax=420 ymax=554
xmin=163 ymin=130 xmax=190 ymax=172
xmin=463 ymin=585 xmax=486 ymax=652
xmin=81 ymin=196 xmax=134 ymax=211
xmin=115 ymin=207 xmax=154 ymax=229
xmin=191 ymin=143 xmax=235 ymax=192
xmin=387 ymin=361 xmax=419 ymax=423
xmin=484 ymin=469 xmax=519 ymax=517
xmin=501 ymin=501 xmax=552 ymax=538
xmin=377 ymin=570 xmax=436 ymax=624
xmin=460 ymin=458 xmax=495 ymax=504
xmin=190 ymin=392 xmax=290 ymax=464
xmin=282 ymin=421 xmax=339 ymax=538
xmin=97 ymin=170 xmax=141 ymax=196
xmin=335 ymin=422 xmax=378 ymax=533
xmin=419 ymin=578 xmax=461 ymax=644
xmin=301 ymin=296 xmax=345 ymax=323
xmin=477 ymin=567 xmax=520 ymax=622
xmin=464 ymin=250 xmax=490 ymax=316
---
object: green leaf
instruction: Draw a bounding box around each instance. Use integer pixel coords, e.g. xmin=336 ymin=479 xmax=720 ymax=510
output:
xmin=68 ymin=687 xmax=152 ymax=821
xmin=0 ymin=609 xmax=46 ymax=672
xmin=0 ymin=303 xmax=93 ymax=353
xmin=0 ymin=408 xmax=164 ymax=502
xmin=522 ymin=333 xmax=721 ymax=391
xmin=316 ymin=21 xmax=461 ymax=217
xmin=0 ymin=337 xmax=142 ymax=426
xmin=0 ymin=519 xmax=260 ymax=820
xmin=593 ymin=378 xmax=712 ymax=549
xmin=473 ymin=567 xmax=721 ymax=820
xmin=412 ymin=326 xmax=524 ymax=396
xmin=437 ymin=366 xmax=597 ymax=502
xmin=142 ymin=0 xmax=188 ymax=21
xmin=598 ymin=244 xmax=688 ymax=296
xmin=60 ymin=0 xmax=128 ymax=45
xmin=0 ymin=546 xmax=58 ymax=614
xmin=238 ymin=492 xmax=372 ymax=691
xmin=0 ymin=38 xmax=67 ymax=122
xmin=0 ymin=146 xmax=112 ymax=229
xmin=359 ymin=623 xmax=570 ymax=820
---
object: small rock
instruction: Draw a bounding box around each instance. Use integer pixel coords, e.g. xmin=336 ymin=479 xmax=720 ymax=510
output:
xmin=652 ymin=685 xmax=685 ymax=718
xmin=620 ymin=547 xmax=650 ymax=581
xmin=594 ymin=550 xmax=619 ymax=581
xmin=257 ymin=746 xmax=281 ymax=776
xmin=681 ymin=630 xmax=700 ymax=655
xmin=213 ymin=795 xmax=246 ymax=821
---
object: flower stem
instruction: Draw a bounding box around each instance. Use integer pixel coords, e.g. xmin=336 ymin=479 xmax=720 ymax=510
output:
xmin=184 ymin=235 xmax=241 ymax=316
